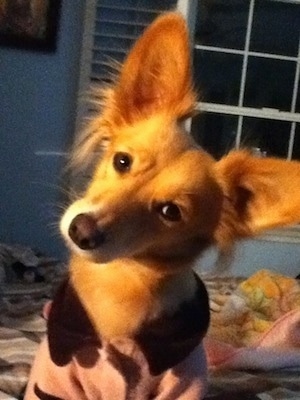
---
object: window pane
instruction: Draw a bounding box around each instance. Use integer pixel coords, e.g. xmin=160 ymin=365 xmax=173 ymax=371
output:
xmin=194 ymin=50 xmax=243 ymax=105
xmin=292 ymin=124 xmax=300 ymax=160
xmin=296 ymin=84 xmax=300 ymax=113
xmin=241 ymin=117 xmax=291 ymax=158
xmin=93 ymin=33 xmax=134 ymax=56
xmin=194 ymin=0 xmax=249 ymax=50
xmin=191 ymin=113 xmax=238 ymax=159
xmin=244 ymin=57 xmax=296 ymax=111
xmin=95 ymin=14 xmax=145 ymax=39
xmin=91 ymin=60 xmax=116 ymax=83
xmin=96 ymin=5 xmax=160 ymax=25
xmin=100 ymin=0 xmax=175 ymax=10
xmin=134 ymin=0 xmax=175 ymax=8
xmin=92 ymin=49 xmax=125 ymax=65
xmin=250 ymin=1 xmax=300 ymax=57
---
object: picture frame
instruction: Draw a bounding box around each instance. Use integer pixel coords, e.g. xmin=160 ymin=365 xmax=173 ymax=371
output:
xmin=0 ymin=0 xmax=62 ymax=52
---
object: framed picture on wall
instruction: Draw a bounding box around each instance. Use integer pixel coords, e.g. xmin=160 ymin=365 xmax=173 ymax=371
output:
xmin=0 ymin=0 xmax=62 ymax=52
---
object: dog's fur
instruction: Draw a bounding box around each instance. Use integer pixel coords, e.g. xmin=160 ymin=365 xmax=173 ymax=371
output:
xmin=25 ymin=12 xmax=300 ymax=400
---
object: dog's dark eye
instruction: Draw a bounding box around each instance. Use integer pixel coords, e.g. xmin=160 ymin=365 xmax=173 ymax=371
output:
xmin=113 ymin=152 xmax=132 ymax=173
xmin=156 ymin=202 xmax=181 ymax=222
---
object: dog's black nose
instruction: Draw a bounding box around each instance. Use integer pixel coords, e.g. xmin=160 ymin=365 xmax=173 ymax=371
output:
xmin=68 ymin=213 xmax=105 ymax=250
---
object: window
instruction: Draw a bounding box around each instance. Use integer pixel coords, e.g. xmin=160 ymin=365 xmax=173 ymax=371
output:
xmin=189 ymin=0 xmax=300 ymax=161
xmin=75 ymin=0 xmax=300 ymax=242
xmin=187 ymin=0 xmax=300 ymax=242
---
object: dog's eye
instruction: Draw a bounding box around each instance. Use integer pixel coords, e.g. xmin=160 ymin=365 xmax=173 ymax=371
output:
xmin=156 ymin=202 xmax=181 ymax=222
xmin=113 ymin=152 xmax=132 ymax=173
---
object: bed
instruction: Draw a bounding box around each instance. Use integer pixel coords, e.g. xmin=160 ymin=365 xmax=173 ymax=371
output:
xmin=1 ymin=244 xmax=300 ymax=400
xmin=0 ymin=243 xmax=66 ymax=400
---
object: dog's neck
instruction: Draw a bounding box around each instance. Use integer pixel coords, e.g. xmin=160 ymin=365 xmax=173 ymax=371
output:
xmin=140 ymin=237 xmax=212 ymax=269
xmin=69 ymin=253 xmax=197 ymax=340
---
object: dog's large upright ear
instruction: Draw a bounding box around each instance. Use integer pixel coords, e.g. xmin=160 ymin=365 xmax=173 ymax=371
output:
xmin=214 ymin=151 xmax=300 ymax=248
xmin=114 ymin=13 xmax=195 ymax=123
xmin=69 ymin=13 xmax=194 ymax=171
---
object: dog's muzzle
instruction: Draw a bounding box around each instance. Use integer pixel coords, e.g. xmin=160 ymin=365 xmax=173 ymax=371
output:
xmin=68 ymin=213 xmax=106 ymax=250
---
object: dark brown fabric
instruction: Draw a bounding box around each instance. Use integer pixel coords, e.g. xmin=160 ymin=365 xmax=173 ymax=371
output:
xmin=136 ymin=274 xmax=210 ymax=375
xmin=47 ymin=281 xmax=101 ymax=367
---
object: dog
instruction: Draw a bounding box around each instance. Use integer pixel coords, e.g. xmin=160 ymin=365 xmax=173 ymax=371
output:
xmin=25 ymin=12 xmax=300 ymax=400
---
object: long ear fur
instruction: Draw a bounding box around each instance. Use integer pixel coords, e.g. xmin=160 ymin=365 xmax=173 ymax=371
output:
xmin=214 ymin=150 xmax=300 ymax=248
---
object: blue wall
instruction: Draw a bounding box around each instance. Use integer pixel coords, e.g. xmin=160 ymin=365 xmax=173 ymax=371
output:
xmin=0 ymin=1 xmax=85 ymax=258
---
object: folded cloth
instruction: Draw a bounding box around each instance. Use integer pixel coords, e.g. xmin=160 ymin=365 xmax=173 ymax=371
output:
xmin=205 ymin=270 xmax=300 ymax=370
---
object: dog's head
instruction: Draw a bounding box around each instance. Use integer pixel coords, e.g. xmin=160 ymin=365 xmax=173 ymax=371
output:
xmin=61 ymin=13 xmax=300 ymax=267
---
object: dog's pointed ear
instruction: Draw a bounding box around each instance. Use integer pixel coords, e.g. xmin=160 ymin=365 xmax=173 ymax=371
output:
xmin=214 ymin=151 xmax=300 ymax=248
xmin=113 ymin=13 xmax=196 ymax=123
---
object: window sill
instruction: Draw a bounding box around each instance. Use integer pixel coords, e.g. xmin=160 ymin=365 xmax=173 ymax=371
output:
xmin=258 ymin=226 xmax=300 ymax=244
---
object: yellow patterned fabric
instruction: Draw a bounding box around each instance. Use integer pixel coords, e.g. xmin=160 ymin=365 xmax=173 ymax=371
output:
xmin=209 ymin=270 xmax=300 ymax=347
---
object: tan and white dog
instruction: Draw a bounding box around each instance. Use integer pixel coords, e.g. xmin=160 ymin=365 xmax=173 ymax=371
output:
xmin=25 ymin=12 xmax=300 ymax=400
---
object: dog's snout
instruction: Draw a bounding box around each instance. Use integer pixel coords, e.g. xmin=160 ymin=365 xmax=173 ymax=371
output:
xmin=68 ymin=213 xmax=106 ymax=250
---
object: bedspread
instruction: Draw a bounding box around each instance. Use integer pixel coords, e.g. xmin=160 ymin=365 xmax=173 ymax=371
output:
xmin=209 ymin=269 xmax=300 ymax=347
xmin=206 ymin=367 xmax=300 ymax=399
xmin=0 ymin=244 xmax=65 ymax=399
